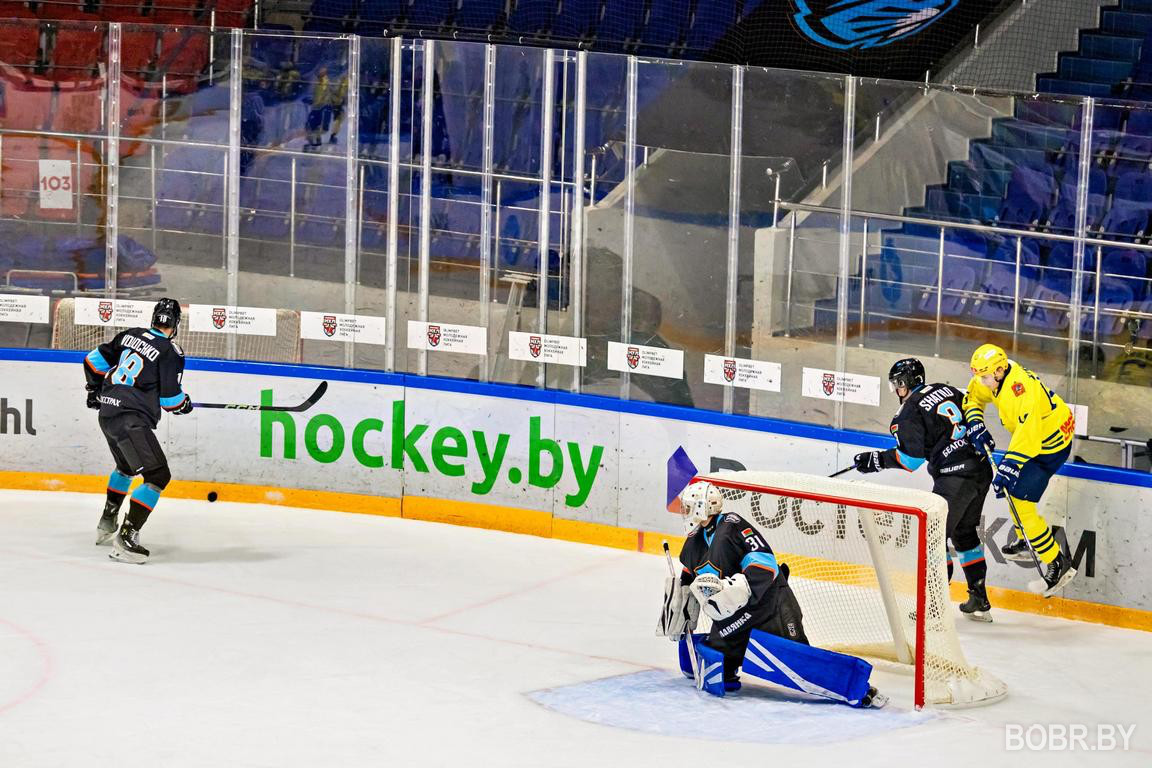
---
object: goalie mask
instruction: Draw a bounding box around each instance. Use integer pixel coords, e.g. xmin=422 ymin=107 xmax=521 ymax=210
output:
xmin=680 ymin=481 xmax=723 ymax=533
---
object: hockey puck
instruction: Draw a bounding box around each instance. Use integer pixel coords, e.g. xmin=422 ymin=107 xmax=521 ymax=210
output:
xmin=207 ymin=491 xmax=218 ymax=503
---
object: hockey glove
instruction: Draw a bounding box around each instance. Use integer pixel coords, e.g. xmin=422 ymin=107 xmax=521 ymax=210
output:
xmin=992 ymin=458 xmax=1023 ymax=499
xmin=85 ymin=382 xmax=101 ymax=410
xmin=690 ymin=573 xmax=752 ymax=621
xmin=172 ymin=396 xmax=194 ymax=416
xmin=853 ymin=451 xmax=884 ymax=474
xmin=967 ymin=420 xmax=996 ymax=455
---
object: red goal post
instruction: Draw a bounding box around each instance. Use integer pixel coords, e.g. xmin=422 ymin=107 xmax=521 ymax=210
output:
xmin=693 ymin=471 xmax=1007 ymax=709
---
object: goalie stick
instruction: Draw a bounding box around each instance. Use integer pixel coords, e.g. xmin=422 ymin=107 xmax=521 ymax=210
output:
xmin=664 ymin=540 xmax=702 ymax=690
xmin=193 ymin=381 xmax=329 ymax=412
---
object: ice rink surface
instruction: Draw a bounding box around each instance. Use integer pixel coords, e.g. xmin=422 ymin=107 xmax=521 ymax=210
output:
xmin=1 ymin=489 xmax=1149 ymax=768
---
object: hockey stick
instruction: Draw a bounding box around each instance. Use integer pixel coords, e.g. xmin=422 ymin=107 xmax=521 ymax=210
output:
xmin=984 ymin=446 xmax=1046 ymax=580
xmin=829 ymin=466 xmax=855 ymax=478
xmin=193 ymin=381 xmax=329 ymax=412
xmin=664 ymin=540 xmax=702 ymax=690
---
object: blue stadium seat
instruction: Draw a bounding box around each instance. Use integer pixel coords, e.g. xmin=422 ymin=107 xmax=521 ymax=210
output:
xmin=917 ymin=263 xmax=977 ymax=318
xmin=507 ymin=0 xmax=556 ymax=36
xmin=1046 ymin=168 xmax=1107 ymax=232
xmin=997 ymin=166 xmax=1055 ymax=227
xmin=1082 ymin=277 xmax=1136 ymax=337
xmin=639 ymin=0 xmax=692 ymax=55
xmin=406 ymin=0 xmax=453 ymax=30
xmin=305 ymin=0 xmax=356 ymax=32
xmin=553 ymin=0 xmax=603 ymax=41
xmin=1058 ymin=55 xmax=1134 ymax=84
xmin=597 ymin=0 xmax=646 ymax=49
xmin=453 ymin=0 xmax=505 ymax=31
xmin=1102 ymin=248 xmax=1149 ymax=300
xmin=969 ymin=261 xmax=1036 ymax=326
xmin=685 ymin=0 xmax=737 ymax=55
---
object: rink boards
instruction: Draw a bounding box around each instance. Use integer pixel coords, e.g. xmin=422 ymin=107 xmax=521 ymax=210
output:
xmin=1 ymin=349 xmax=1150 ymax=630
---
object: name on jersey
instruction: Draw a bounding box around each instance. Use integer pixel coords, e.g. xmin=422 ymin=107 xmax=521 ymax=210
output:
xmin=122 ymin=335 xmax=161 ymax=362
xmin=915 ymin=385 xmax=954 ymax=412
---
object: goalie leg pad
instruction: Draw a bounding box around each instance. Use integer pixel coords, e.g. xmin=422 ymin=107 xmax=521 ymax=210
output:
xmin=677 ymin=633 xmax=708 ymax=680
xmin=695 ymin=640 xmax=729 ymax=697
xmin=740 ymin=629 xmax=874 ymax=707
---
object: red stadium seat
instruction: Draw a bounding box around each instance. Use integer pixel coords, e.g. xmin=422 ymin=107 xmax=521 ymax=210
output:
xmin=0 ymin=15 xmax=42 ymax=71
xmin=120 ymin=28 xmax=158 ymax=78
xmin=158 ymin=28 xmax=210 ymax=79
xmin=0 ymin=136 xmax=39 ymax=218
xmin=98 ymin=1 xmax=147 ymax=23
xmin=35 ymin=1 xmax=93 ymax=21
xmin=49 ymin=25 xmax=105 ymax=80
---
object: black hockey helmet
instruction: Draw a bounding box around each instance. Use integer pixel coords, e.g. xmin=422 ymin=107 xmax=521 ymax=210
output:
xmin=152 ymin=298 xmax=182 ymax=337
xmin=888 ymin=358 xmax=926 ymax=393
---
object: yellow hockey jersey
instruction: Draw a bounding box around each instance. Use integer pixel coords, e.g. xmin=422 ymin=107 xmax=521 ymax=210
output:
xmin=963 ymin=362 xmax=1075 ymax=461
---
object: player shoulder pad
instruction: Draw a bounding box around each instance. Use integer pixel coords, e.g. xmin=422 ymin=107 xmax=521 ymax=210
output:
xmin=721 ymin=513 xmax=744 ymax=526
xmin=171 ymin=341 xmax=185 ymax=357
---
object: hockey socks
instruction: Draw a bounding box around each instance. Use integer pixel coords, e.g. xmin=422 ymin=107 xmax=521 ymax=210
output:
xmin=125 ymin=483 xmax=162 ymax=530
xmin=956 ymin=546 xmax=988 ymax=588
xmin=106 ymin=470 xmax=132 ymax=511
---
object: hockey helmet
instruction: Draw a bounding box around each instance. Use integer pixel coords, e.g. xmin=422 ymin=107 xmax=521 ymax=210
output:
xmin=152 ymin=298 xmax=182 ymax=338
xmin=888 ymin=358 xmax=926 ymax=394
xmin=680 ymin=481 xmax=723 ymax=533
xmin=970 ymin=343 xmax=1008 ymax=378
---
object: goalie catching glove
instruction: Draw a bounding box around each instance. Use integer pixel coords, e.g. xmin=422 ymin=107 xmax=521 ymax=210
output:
xmin=690 ymin=573 xmax=752 ymax=621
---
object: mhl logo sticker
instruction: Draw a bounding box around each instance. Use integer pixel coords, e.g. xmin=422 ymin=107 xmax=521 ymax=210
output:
xmin=793 ymin=0 xmax=959 ymax=50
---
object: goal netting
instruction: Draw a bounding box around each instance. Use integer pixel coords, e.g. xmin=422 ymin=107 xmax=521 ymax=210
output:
xmin=50 ymin=298 xmax=302 ymax=363
xmin=696 ymin=470 xmax=1007 ymax=709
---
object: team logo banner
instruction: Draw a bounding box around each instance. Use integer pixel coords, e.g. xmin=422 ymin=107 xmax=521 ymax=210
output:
xmin=801 ymin=367 xmax=881 ymax=406
xmin=188 ymin=304 xmax=278 ymax=336
xmin=793 ymin=0 xmax=959 ymax=51
xmin=300 ymin=311 xmax=387 ymax=345
xmin=607 ymin=341 xmax=684 ymax=379
xmin=74 ymin=298 xmax=154 ymax=327
xmin=508 ymin=331 xmax=587 ymax=367
xmin=0 ymin=294 xmax=49 ymax=324
xmin=406 ymin=321 xmax=487 ymax=355
xmin=703 ymin=355 xmax=782 ymax=392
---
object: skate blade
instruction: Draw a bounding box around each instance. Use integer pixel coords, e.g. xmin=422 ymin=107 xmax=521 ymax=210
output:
xmin=95 ymin=530 xmax=115 ymax=546
xmin=109 ymin=547 xmax=148 ymax=565
xmin=1004 ymin=551 xmax=1034 ymax=563
xmin=864 ymin=690 xmax=889 ymax=709
xmin=1029 ymin=567 xmax=1077 ymax=598
xmin=962 ymin=610 xmax=993 ymax=623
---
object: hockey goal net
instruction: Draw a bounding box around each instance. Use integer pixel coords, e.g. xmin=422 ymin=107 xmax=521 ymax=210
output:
xmin=696 ymin=470 xmax=1007 ymax=709
xmin=50 ymin=298 xmax=302 ymax=363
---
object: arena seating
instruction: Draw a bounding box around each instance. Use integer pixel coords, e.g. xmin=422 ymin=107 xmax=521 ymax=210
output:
xmin=845 ymin=0 xmax=1152 ymax=342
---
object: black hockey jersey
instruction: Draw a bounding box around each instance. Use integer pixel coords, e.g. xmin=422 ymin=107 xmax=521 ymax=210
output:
xmin=84 ymin=328 xmax=188 ymax=427
xmin=880 ymin=383 xmax=986 ymax=479
xmin=679 ymin=512 xmax=784 ymax=637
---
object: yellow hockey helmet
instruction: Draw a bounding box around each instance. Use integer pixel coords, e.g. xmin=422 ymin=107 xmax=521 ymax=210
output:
xmin=970 ymin=343 xmax=1008 ymax=377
